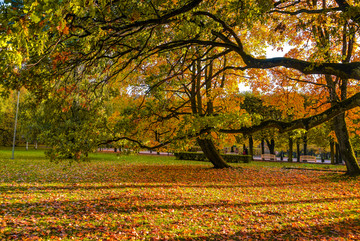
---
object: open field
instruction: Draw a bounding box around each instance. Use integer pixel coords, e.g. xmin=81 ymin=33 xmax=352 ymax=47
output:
xmin=0 ymin=149 xmax=359 ymax=240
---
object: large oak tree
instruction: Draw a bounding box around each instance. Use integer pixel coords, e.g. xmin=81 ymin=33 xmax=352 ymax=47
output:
xmin=2 ymin=0 xmax=360 ymax=174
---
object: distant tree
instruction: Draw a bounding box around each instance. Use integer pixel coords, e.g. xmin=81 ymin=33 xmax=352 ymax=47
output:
xmin=0 ymin=91 xmax=17 ymax=146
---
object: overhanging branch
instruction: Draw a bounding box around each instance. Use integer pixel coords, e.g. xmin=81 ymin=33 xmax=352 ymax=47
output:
xmin=220 ymin=92 xmax=360 ymax=134
xmin=97 ymin=127 xmax=212 ymax=150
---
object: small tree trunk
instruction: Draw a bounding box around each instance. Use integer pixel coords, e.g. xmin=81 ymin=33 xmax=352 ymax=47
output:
xmin=249 ymin=135 xmax=254 ymax=158
xmin=303 ymin=134 xmax=308 ymax=156
xmin=261 ymin=139 xmax=265 ymax=154
xmin=335 ymin=143 xmax=340 ymax=164
xmin=288 ymin=137 xmax=293 ymax=162
xmin=333 ymin=114 xmax=360 ymax=175
xmin=197 ymin=138 xmax=230 ymax=169
xmin=266 ymin=139 xmax=275 ymax=155
xmin=271 ymin=139 xmax=275 ymax=154
xmin=330 ymin=139 xmax=335 ymax=164
xmin=296 ymin=140 xmax=301 ymax=162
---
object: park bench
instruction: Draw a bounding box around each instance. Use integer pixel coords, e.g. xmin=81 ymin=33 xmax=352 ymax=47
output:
xmin=261 ymin=154 xmax=276 ymax=161
xmin=300 ymin=155 xmax=317 ymax=163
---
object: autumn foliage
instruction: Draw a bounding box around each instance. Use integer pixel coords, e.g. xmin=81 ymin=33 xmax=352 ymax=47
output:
xmin=0 ymin=150 xmax=359 ymax=240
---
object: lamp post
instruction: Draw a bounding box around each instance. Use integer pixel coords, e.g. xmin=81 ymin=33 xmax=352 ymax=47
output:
xmin=11 ymin=90 xmax=20 ymax=159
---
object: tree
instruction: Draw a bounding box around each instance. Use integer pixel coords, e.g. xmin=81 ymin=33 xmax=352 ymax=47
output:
xmin=3 ymin=0 xmax=360 ymax=174
xmin=244 ymin=94 xmax=279 ymax=154
xmin=0 ymin=90 xmax=19 ymax=146
xmin=20 ymin=80 xmax=112 ymax=161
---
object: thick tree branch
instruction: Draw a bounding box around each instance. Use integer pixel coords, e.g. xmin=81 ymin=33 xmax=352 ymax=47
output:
xmin=242 ymin=56 xmax=360 ymax=80
xmin=187 ymin=11 xmax=360 ymax=80
xmin=159 ymin=37 xmax=360 ymax=80
xmin=220 ymin=92 xmax=360 ymax=134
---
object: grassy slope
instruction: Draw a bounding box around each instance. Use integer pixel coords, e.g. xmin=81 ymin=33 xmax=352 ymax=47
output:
xmin=0 ymin=148 xmax=359 ymax=240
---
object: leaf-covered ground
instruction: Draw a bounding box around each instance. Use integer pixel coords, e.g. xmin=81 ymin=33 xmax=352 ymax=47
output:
xmin=0 ymin=149 xmax=359 ymax=240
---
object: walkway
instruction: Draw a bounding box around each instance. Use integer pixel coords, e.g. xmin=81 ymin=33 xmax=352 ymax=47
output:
xmin=101 ymin=149 xmax=344 ymax=165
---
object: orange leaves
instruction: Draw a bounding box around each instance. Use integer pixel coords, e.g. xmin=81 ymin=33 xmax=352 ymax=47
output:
xmin=56 ymin=20 xmax=69 ymax=35
xmin=0 ymin=154 xmax=359 ymax=240
xmin=52 ymin=51 xmax=71 ymax=68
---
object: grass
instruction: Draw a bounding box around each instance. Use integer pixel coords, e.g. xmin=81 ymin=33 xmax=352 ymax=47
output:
xmin=0 ymin=148 xmax=359 ymax=240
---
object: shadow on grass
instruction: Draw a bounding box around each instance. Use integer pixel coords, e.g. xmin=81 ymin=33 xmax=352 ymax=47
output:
xmin=2 ymin=194 xmax=359 ymax=240
xmin=173 ymin=218 xmax=360 ymax=240
xmin=1 ymin=194 xmax=359 ymax=220
xmin=0 ymin=179 xmax=328 ymax=194
xmin=319 ymin=172 xmax=360 ymax=183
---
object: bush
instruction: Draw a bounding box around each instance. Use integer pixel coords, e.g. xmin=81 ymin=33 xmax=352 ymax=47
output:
xmin=223 ymin=154 xmax=252 ymax=163
xmin=174 ymin=152 xmax=251 ymax=163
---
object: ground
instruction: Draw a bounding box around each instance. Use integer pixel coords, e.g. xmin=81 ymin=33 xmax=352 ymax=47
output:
xmin=0 ymin=148 xmax=359 ymax=240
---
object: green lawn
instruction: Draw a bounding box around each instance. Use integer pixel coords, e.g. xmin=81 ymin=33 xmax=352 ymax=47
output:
xmin=0 ymin=148 xmax=359 ymax=240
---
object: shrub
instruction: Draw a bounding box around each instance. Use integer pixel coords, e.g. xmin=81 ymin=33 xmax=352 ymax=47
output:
xmin=174 ymin=152 xmax=251 ymax=163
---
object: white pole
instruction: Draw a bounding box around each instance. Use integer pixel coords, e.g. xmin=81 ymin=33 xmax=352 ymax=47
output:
xmin=11 ymin=91 xmax=20 ymax=159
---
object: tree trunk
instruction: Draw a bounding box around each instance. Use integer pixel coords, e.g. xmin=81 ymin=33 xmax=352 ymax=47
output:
xmin=197 ymin=138 xmax=230 ymax=168
xmin=296 ymin=140 xmax=300 ymax=162
xmin=333 ymin=113 xmax=360 ymax=175
xmin=249 ymin=135 xmax=254 ymax=157
xmin=266 ymin=139 xmax=275 ymax=154
xmin=303 ymin=134 xmax=308 ymax=155
xmin=288 ymin=137 xmax=293 ymax=162
xmin=330 ymin=139 xmax=335 ymax=164
xmin=261 ymin=139 xmax=265 ymax=154
xmin=271 ymin=139 xmax=275 ymax=154
xmin=335 ymin=143 xmax=340 ymax=164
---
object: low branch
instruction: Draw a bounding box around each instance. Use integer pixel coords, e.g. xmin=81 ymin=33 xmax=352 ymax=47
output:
xmin=220 ymin=92 xmax=360 ymax=134
xmin=97 ymin=127 xmax=212 ymax=150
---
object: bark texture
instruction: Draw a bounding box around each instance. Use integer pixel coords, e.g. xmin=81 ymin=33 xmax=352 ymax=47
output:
xmin=249 ymin=135 xmax=254 ymax=158
xmin=333 ymin=114 xmax=360 ymax=175
xmin=266 ymin=139 xmax=275 ymax=155
xmin=330 ymin=140 xmax=335 ymax=165
xmin=191 ymin=58 xmax=230 ymax=169
xmin=197 ymin=138 xmax=230 ymax=168
xmin=288 ymin=137 xmax=293 ymax=162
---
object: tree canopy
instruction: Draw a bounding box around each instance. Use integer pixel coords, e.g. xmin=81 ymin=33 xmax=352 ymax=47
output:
xmin=2 ymin=0 xmax=360 ymax=174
